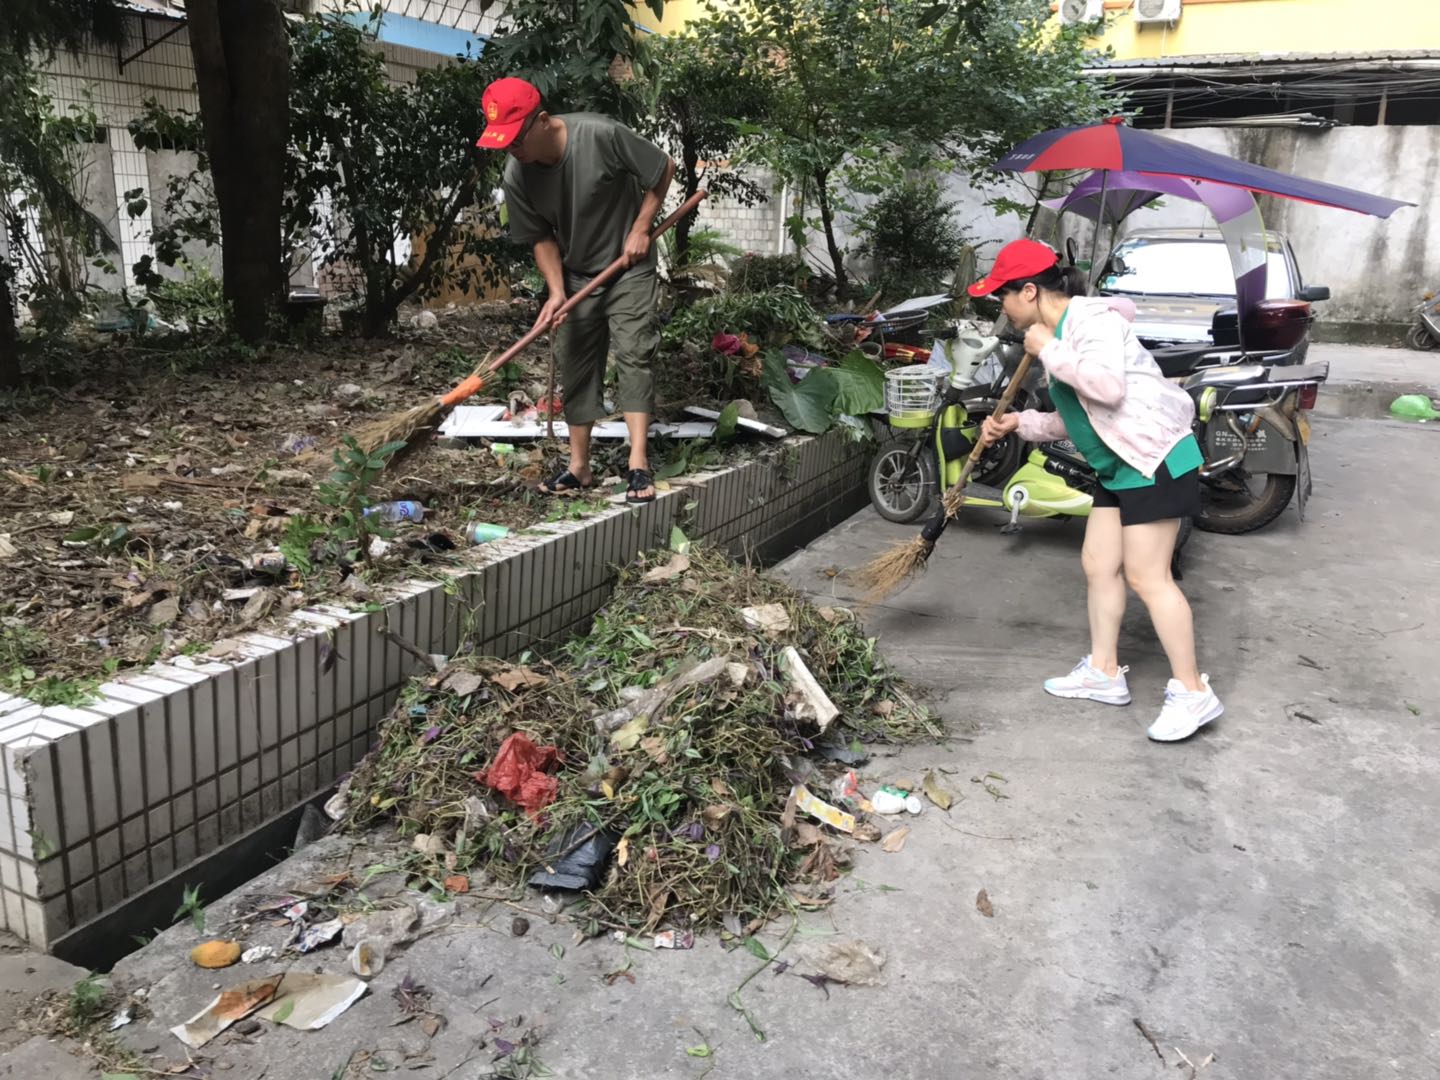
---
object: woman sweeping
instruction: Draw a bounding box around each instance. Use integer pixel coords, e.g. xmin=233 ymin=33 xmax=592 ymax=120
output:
xmin=973 ymin=239 xmax=1223 ymax=742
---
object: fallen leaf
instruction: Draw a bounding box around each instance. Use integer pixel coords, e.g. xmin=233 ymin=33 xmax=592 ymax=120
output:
xmin=725 ymin=662 xmax=750 ymax=688
xmin=710 ymin=778 xmax=732 ymax=797
xmin=48 ymin=511 xmax=75 ymax=526
xmin=702 ymin=804 xmax=733 ymax=828
xmin=443 ymin=874 xmax=469 ymax=894
xmin=791 ymin=822 xmax=825 ymax=847
xmin=148 ymin=595 xmax=181 ymax=626
xmin=798 ymin=939 xmax=886 ymax=986
xmin=639 ymin=736 xmax=668 ymax=765
xmin=686 ymin=1044 xmax=712 ymax=1058
xmin=852 ymin=821 xmax=882 ymax=843
xmin=3 ymin=469 xmax=36 ymax=488
xmin=491 ymin=666 xmax=548 ymax=692
xmin=642 ymin=552 xmax=690 ymax=583
xmin=610 ymin=717 xmax=649 ymax=752
xmin=881 ymin=825 xmax=910 ymax=853
xmin=0 ymin=535 xmax=16 ymax=560
xmin=272 ymin=1000 xmax=295 ymax=1024
xmin=440 ymin=670 xmax=485 ymax=697
xmin=412 ymin=833 xmax=445 ymax=857
xmin=922 ymin=770 xmax=954 ymax=811
xmin=617 ymin=837 xmax=630 ymax=867
xmin=976 ymin=889 xmax=994 ymax=918
xmin=816 ymin=606 xmax=849 ymax=624
xmin=421 ymin=1015 xmax=442 ymax=1038
xmin=872 ymin=700 xmax=896 ymax=718
xmin=740 ymin=603 xmax=792 ymax=634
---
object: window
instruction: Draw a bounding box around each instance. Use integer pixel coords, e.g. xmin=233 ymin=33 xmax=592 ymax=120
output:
xmin=1101 ymin=238 xmax=1294 ymax=299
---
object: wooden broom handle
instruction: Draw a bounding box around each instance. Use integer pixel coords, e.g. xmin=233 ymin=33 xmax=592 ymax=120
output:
xmin=952 ymin=351 xmax=1037 ymax=492
xmin=440 ymin=189 xmax=709 ymax=407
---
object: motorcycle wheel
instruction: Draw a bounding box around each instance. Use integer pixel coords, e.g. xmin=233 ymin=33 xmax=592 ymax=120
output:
xmin=1195 ymin=472 xmax=1296 ymax=535
xmin=1407 ymin=322 xmax=1438 ymax=351
xmin=869 ymin=444 xmax=938 ymax=524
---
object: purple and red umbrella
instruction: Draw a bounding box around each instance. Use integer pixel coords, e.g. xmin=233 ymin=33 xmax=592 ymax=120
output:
xmin=997 ymin=117 xmax=1412 ymax=219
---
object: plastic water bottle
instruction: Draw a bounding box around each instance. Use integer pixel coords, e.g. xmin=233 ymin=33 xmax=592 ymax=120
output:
xmin=467 ymin=522 xmax=511 ymax=545
xmin=363 ymin=500 xmax=425 ymax=523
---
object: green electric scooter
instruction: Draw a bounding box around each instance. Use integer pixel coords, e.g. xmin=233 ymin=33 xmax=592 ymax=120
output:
xmin=868 ymin=330 xmax=1098 ymax=532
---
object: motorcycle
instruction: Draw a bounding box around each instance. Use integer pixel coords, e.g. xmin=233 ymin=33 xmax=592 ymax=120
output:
xmin=1184 ymin=359 xmax=1329 ymax=534
xmin=1407 ymin=290 xmax=1440 ymax=351
xmin=867 ymin=324 xmax=1328 ymax=541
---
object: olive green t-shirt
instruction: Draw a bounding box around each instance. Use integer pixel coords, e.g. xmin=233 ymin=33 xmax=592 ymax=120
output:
xmin=502 ymin=113 xmax=670 ymax=291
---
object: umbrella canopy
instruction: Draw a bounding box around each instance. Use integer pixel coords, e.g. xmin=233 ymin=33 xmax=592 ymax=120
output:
xmin=1042 ymin=169 xmax=1271 ymax=324
xmin=999 ymin=118 xmax=1413 ymax=219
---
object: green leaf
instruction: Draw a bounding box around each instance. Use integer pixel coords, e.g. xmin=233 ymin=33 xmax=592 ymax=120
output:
xmin=669 ymin=526 xmax=691 ymax=555
xmin=743 ymin=936 xmax=770 ymax=962
xmin=550 ymin=943 xmax=565 ymax=960
xmin=686 ymin=1044 xmax=712 ymax=1058
xmin=63 ymin=527 xmax=101 ymax=543
xmin=272 ymin=998 xmax=295 ymax=1024
xmin=830 ymin=351 xmax=885 ymax=416
xmin=917 ymin=4 xmax=949 ymax=28
xmin=762 ymin=350 xmax=835 ymax=435
xmin=715 ymin=401 xmax=740 ymax=443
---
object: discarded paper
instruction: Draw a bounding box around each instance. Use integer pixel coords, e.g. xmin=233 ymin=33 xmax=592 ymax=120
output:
xmin=791 ymin=783 xmax=856 ymax=834
xmin=171 ymin=976 xmax=283 ymax=1048
xmin=881 ymin=825 xmax=911 ymax=853
xmin=255 ymin=973 xmax=367 ymax=1032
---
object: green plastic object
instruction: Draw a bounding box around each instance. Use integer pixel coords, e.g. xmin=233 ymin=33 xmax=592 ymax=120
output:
xmin=1389 ymin=394 xmax=1439 ymax=421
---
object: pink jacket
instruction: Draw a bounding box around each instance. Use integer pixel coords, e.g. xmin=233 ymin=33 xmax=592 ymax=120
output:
xmin=1014 ymin=296 xmax=1196 ymax=478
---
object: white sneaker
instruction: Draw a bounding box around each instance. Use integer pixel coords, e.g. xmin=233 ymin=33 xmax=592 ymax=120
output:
xmin=1043 ymin=656 xmax=1132 ymax=705
xmin=1147 ymin=676 xmax=1224 ymax=742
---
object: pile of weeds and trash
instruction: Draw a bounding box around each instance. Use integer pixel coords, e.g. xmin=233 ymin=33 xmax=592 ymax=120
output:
xmin=345 ymin=544 xmax=940 ymax=935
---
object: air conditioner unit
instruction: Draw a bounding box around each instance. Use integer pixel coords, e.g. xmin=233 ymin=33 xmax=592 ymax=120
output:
xmin=1058 ymin=0 xmax=1105 ymax=26
xmin=1134 ymin=0 xmax=1182 ymax=24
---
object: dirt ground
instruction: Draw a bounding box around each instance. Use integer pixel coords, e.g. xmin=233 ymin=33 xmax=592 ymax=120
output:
xmin=0 ymin=303 xmax=763 ymax=691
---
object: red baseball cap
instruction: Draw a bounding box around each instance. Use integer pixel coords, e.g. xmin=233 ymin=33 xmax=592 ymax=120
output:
xmin=967 ymin=238 xmax=1060 ymax=297
xmin=478 ymin=77 xmax=541 ymax=149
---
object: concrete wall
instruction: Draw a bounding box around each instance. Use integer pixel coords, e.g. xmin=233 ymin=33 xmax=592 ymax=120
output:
xmin=1052 ymin=125 xmax=1438 ymax=327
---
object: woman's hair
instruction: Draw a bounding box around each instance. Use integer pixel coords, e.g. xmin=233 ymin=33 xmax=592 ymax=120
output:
xmin=995 ymin=263 xmax=1090 ymax=298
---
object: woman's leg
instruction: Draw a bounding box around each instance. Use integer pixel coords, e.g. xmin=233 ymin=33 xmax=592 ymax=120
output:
xmin=1081 ymin=507 xmax=1126 ymax=676
xmin=1121 ymin=518 xmax=1203 ymax=692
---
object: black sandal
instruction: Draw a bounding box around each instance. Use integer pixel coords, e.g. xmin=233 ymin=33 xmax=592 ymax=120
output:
xmin=540 ymin=468 xmax=593 ymax=496
xmin=625 ymin=468 xmax=656 ymax=505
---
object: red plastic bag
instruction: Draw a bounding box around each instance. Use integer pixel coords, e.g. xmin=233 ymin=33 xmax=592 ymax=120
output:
xmin=478 ymin=732 xmax=560 ymax=816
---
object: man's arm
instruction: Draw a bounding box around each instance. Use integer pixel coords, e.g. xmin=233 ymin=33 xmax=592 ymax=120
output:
xmin=622 ymin=156 xmax=676 ymax=267
xmin=533 ymin=237 xmax=567 ymax=331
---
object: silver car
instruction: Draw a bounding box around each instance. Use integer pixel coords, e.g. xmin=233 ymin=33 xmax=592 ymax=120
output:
xmin=1099 ymin=227 xmax=1330 ymax=361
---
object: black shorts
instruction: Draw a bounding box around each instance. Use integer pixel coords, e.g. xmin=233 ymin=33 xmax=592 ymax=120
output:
xmin=1092 ymin=461 xmax=1201 ymax=526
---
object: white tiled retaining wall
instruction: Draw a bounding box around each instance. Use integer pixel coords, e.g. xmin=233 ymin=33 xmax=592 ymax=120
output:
xmin=0 ymin=429 xmax=870 ymax=952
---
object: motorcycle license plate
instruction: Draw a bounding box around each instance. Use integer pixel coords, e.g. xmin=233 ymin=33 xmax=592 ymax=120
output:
xmin=1297 ymin=412 xmax=1312 ymax=445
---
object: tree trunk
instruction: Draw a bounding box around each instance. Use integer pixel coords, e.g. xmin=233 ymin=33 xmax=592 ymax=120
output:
xmin=813 ymin=169 xmax=847 ymax=301
xmin=187 ymin=0 xmax=289 ymax=343
xmin=369 ymin=171 xmax=482 ymax=336
xmin=0 ymin=263 xmax=19 ymax=388
xmin=674 ymin=116 xmax=702 ymax=267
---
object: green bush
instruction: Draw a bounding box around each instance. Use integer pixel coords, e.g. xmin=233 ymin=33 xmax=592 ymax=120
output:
xmin=663 ymin=284 xmax=821 ymax=348
xmin=728 ymin=253 xmax=810 ymax=294
xmin=855 ymin=178 xmax=968 ymax=301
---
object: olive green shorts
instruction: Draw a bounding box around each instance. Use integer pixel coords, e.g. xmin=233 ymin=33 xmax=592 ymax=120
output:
xmin=553 ymin=270 xmax=659 ymax=425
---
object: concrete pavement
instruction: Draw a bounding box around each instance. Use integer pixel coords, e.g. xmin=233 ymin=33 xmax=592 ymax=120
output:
xmin=1308 ymin=342 xmax=1437 ymax=420
xmin=7 ymin=416 xmax=1438 ymax=1080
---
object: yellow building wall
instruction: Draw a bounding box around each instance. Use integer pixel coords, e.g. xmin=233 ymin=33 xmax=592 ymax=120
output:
xmin=1079 ymin=0 xmax=1440 ymax=61
xmin=631 ymin=0 xmax=716 ymax=35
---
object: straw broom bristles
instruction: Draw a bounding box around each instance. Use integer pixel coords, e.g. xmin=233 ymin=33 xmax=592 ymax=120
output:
xmin=855 ymin=350 xmax=1038 ymax=605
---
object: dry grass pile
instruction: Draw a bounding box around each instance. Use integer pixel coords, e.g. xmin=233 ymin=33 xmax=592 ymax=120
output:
xmin=346 ymin=546 xmax=939 ymax=932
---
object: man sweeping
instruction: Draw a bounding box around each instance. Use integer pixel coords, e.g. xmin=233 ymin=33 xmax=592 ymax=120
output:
xmin=479 ymin=76 xmax=675 ymax=504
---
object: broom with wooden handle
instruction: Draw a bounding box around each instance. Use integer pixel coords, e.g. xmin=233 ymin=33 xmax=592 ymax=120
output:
xmin=855 ymin=350 xmax=1038 ymax=604
xmin=344 ymin=189 xmax=709 ymax=468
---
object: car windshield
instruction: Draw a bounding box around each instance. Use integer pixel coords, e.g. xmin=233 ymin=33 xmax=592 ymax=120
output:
xmin=1101 ymin=238 xmax=1293 ymax=300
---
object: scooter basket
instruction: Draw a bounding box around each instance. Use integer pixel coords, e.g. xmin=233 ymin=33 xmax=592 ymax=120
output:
xmin=884 ymin=365 xmax=942 ymax=429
